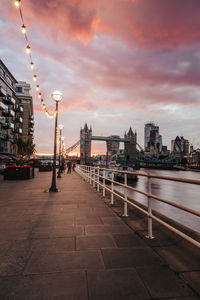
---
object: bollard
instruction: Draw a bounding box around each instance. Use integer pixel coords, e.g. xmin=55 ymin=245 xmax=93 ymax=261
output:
xmin=111 ymin=172 xmax=114 ymax=205
xmin=103 ymin=170 xmax=106 ymax=197
xmin=122 ymin=173 xmax=128 ymax=217
xmin=146 ymin=176 xmax=154 ymax=239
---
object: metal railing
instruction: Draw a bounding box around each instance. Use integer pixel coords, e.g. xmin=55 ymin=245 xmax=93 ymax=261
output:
xmin=76 ymin=165 xmax=200 ymax=248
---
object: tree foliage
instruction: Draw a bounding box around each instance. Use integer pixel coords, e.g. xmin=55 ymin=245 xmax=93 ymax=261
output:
xmin=16 ymin=138 xmax=36 ymax=157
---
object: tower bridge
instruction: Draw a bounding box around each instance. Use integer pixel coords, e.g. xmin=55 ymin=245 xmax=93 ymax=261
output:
xmin=80 ymin=123 xmax=137 ymax=165
xmin=65 ymin=123 xmax=176 ymax=167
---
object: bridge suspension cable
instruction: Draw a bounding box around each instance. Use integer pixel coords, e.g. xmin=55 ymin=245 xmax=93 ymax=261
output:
xmin=65 ymin=140 xmax=80 ymax=154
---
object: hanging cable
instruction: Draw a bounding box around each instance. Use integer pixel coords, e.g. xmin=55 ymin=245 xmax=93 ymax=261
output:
xmin=14 ymin=0 xmax=56 ymax=119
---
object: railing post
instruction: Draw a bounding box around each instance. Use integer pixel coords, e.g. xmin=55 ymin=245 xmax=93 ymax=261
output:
xmin=111 ymin=172 xmax=114 ymax=206
xmin=89 ymin=167 xmax=92 ymax=184
xmin=93 ymin=168 xmax=95 ymax=188
xmin=146 ymin=176 xmax=154 ymax=239
xmin=97 ymin=167 xmax=100 ymax=192
xmin=123 ymin=173 xmax=128 ymax=217
xmin=103 ymin=170 xmax=106 ymax=197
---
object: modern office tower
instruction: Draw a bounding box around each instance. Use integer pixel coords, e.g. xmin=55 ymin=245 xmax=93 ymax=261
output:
xmin=106 ymin=135 xmax=120 ymax=155
xmin=171 ymin=136 xmax=190 ymax=156
xmin=0 ymin=59 xmax=19 ymax=154
xmin=15 ymin=81 xmax=34 ymax=142
xmin=144 ymin=122 xmax=159 ymax=151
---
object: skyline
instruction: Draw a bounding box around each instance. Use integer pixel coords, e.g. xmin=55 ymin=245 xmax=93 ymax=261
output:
xmin=1 ymin=0 xmax=200 ymax=154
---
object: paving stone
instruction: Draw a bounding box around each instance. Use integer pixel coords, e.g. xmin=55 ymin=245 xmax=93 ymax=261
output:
xmin=24 ymin=250 xmax=104 ymax=274
xmin=0 ymin=241 xmax=11 ymax=255
xmin=113 ymin=234 xmax=147 ymax=248
xmin=75 ymin=216 xmax=102 ymax=225
xmin=76 ymin=235 xmax=116 ymax=250
xmin=136 ymin=265 xmax=194 ymax=298
xmin=31 ymin=237 xmax=75 ymax=251
xmin=0 ymin=247 xmax=31 ymax=276
xmin=182 ymin=272 xmax=200 ymax=296
xmin=85 ymin=224 xmax=132 ymax=235
xmin=0 ymin=229 xmax=30 ymax=241
xmin=0 ymin=271 xmax=88 ymax=300
xmin=101 ymin=216 xmax=124 ymax=225
xmin=155 ymin=242 xmax=200 ymax=272
xmin=87 ymin=268 xmax=150 ymax=300
xmin=137 ymin=227 xmax=183 ymax=247
xmin=101 ymin=247 xmax=164 ymax=269
xmin=31 ymin=225 xmax=84 ymax=238
xmin=161 ymin=297 xmax=200 ymax=300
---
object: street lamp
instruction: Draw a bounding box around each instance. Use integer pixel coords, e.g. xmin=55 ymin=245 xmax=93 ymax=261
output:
xmin=49 ymin=90 xmax=63 ymax=192
xmin=61 ymin=136 xmax=65 ymax=173
xmin=57 ymin=124 xmax=64 ymax=178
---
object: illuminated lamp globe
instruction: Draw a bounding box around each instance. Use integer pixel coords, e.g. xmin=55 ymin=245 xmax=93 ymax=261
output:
xmin=51 ymin=90 xmax=62 ymax=102
xmin=61 ymin=137 xmax=65 ymax=141
xmin=58 ymin=124 xmax=64 ymax=130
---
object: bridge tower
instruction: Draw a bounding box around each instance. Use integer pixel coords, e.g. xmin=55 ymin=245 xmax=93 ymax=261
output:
xmin=124 ymin=127 xmax=137 ymax=164
xmin=80 ymin=123 xmax=92 ymax=164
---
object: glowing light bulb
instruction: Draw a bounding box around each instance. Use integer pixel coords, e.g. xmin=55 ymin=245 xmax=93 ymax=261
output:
xmin=30 ymin=61 xmax=34 ymax=69
xmin=26 ymin=45 xmax=31 ymax=54
xmin=38 ymin=92 xmax=42 ymax=99
xmin=36 ymin=85 xmax=39 ymax=91
xmin=14 ymin=0 xmax=20 ymax=7
xmin=42 ymin=104 xmax=46 ymax=110
xmin=33 ymin=75 xmax=37 ymax=82
xmin=21 ymin=24 xmax=26 ymax=34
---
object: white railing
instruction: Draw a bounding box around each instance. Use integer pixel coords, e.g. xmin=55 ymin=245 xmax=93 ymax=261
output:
xmin=76 ymin=165 xmax=200 ymax=249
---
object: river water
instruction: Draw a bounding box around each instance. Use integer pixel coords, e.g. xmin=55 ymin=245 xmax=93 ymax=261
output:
xmin=114 ymin=169 xmax=200 ymax=233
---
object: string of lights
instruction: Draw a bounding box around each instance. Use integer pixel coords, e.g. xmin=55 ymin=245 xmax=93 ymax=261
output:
xmin=14 ymin=0 xmax=56 ymax=119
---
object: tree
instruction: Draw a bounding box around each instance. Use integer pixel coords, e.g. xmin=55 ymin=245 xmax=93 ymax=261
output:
xmin=16 ymin=138 xmax=36 ymax=157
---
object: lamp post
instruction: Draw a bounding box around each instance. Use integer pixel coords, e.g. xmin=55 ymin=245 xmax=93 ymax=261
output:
xmin=49 ymin=90 xmax=63 ymax=192
xmin=57 ymin=125 xmax=64 ymax=178
xmin=61 ymin=136 xmax=65 ymax=173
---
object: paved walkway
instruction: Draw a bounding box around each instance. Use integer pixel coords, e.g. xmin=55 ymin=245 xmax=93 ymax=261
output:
xmin=0 ymin=170 xmax=199 ymax=299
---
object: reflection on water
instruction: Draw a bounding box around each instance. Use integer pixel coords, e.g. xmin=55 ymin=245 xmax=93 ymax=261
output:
xmin=114 ymin=169 xmax=200 ymax=233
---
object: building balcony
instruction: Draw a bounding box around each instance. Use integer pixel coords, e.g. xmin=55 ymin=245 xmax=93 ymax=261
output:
xmin=14 ymin=104 xmax=23 ymax=113
xmin=0 ymin=86 xmax=7 ymax=96
xmin=14 ymin=116 xmax=23 ymax=123
xmin=7 ymin=134 xmax=15 ymax=143
xmin=0 ymin=116 xmax=6 ymax=124
xmin=0 ymin=101 xmax=8 ymax=111
xmin=0 ymin=132 xmax=7 ymax=140
xmin=2 ymin=95 xmax=15 ymax=106
xmin=1 ymin=121 xmax=15 ymax=130
xmin=14 ymin=127 xmax=22 ymax=134
xmin=2 ymin=109 xmax=15 ymax=118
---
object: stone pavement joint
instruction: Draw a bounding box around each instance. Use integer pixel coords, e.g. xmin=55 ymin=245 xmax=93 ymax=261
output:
xmin=0 ymin=170 xmax=199 ymax=299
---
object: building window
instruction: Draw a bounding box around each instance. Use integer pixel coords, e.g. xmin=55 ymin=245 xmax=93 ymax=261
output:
xmin=16 ymin=86 xmax=22 ymax=93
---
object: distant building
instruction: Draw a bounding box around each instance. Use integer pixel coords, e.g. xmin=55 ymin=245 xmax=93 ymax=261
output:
xmin=80 ymin=123 xmax=92 ymax=164
xmin=0 ymin=60 xmax=19 ymax=154
xmin=124 ymin=127 xmax=137 ymax=163
xmin=106 ymin=135 xmax=120 ymax=155
xmin=171 ymin=136 xmax=189 ymax=156
xmin=144 ymin=122 xmax=162 ymax=155
xmin=15 ymin=81 xmax=34 ymax=142
xmin=144 ymin=122 xmax=159 ymax=151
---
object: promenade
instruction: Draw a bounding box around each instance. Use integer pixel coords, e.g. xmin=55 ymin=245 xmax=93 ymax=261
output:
xmin=0 ymin=170 xmax=199 ymax=299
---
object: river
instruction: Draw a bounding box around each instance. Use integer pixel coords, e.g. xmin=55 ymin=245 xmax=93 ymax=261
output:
xmin=114 ymin=169 xmax=200 ymax=233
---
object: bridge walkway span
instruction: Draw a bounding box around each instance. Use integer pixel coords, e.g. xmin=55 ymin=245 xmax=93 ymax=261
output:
xmin=0 ymin=170 xmax=199 ymax=299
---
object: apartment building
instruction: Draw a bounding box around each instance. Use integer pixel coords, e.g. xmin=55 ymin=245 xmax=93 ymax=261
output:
xmin=0 ymin=60 xmax=34 ymax=155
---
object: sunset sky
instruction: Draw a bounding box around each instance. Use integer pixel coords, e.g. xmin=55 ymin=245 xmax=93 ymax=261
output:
xmin=0 ymin=0 xmax=200 ymax=154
